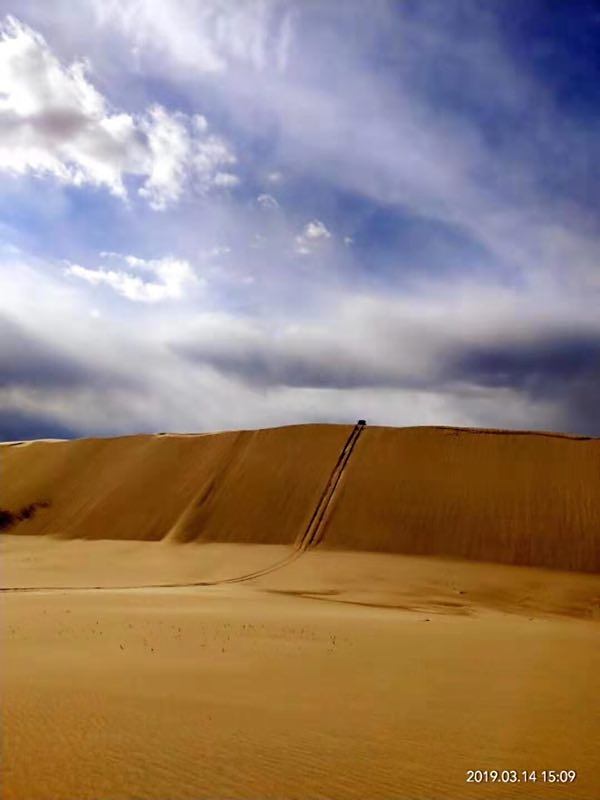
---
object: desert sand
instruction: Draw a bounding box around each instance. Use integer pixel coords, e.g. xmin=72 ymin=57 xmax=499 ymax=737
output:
xmin=3 ymin=424 xmax=599 ymax=569
xmin=1 ymin=424 xmax=599 ymax=799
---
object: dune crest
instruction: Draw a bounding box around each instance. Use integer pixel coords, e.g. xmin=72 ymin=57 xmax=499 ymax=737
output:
xmin=2 ymin=424 xmax=599 ymax=572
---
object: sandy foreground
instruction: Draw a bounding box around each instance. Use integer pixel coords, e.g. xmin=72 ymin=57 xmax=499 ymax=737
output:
xmin=2 ymin=535 xmax=599 ymax=800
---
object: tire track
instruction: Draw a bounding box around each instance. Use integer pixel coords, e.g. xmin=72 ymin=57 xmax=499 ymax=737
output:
xmin=296 ymin=419 xmax=365 ymax=551
xmin=0 ymin=422 xmax=367 ymax=594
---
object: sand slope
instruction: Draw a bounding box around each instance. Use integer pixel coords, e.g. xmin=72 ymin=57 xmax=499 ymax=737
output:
xmin=0 ymin=425 xmax=350 ymax=546
xmin=323 ymin=426 xmax=600 ymax=571
xmin=0 ymin=432 xmax=239 ymax=540
xmin=2 ymin=424 xmax=599 ymax=571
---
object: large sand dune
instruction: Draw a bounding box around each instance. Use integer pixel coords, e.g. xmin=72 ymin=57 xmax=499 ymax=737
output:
xmin=2 ymin=424 xmax=599 ymax=570
xmin=2 ymin=424 xmax=599 ymax=799
xmin=323 ymin=426 xmax=600 ymax=571
xmin=0 ymin=425 xmax=350 ymax=545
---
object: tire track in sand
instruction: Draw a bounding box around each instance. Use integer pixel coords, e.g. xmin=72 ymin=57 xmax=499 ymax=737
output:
xmin=1 ymin=422 xmax=367 ymax=594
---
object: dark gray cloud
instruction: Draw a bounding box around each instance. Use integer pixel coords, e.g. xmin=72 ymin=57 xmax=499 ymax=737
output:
xmin=565 ymin=375 xmax=600 ymax=434
xmin=0 ymin=314 xmax=140 ymax=392
xmin=1 ymin=315 xmax=104 ymax=390
xmin=173 ymin=321 xmax=600 ymax=435
xmin=0 ymin=108 xmax=89 ymax=143
xmin=453 ymin=334 xmax=600 ymax=434
xmin=0 ymin=315 xmax=93 ymax=389
xmin=454 ymin=335 xmax=600 ymax=391
xmin=0 ymin=408 xmax=78 ymax=441
xmin=172 ymin=328 xmax=438 ymax=392
xmin=174 ymin=343 xmax=417 ymax=390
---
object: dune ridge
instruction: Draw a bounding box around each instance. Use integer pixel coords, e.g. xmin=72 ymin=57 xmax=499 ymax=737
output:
xmin=2 ymin=423 xmax=599 ymax=572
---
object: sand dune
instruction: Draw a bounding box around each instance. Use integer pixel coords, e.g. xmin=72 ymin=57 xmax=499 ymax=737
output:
xmin=2 ymin=423 xmax=600 ymax=799
xmin=0 ymin=425 xmax=350 ymax=545
xmin=1 ymin=431 xmax=241 ymax=541
xmin=2 ymin=424 xmax=599 ymax=570
xmin=323 ymin=426 xmax=600 ymax=571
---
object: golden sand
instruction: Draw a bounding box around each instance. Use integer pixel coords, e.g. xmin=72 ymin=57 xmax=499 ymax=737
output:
xmin=1 ymin=424 xmax=599 ymax=799
xmin=2 ymin=424 xmax=599 ymax=570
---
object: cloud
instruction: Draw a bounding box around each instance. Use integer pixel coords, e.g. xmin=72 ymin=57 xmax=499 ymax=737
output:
xmin=171 ymin=280 xmax=600 ymax=434
xmin=172 ymin=314 xmax=407 ymax=390
xmin=137 ymin=106 xmax=191 ymax=210
xmin=453 ymin=335 xmax=600 ymax=434
xmin=139 ymin=107 xmax=238 ymax=209
xmin=137 ymin=2 xmax=596 ymax=293
xmin=65 ymin=252 xmax=199 ymax=302
xmin=0 ymin=408 xmax=78 ymax=441
xmin=193 ymin=126 xmax=238 ymax=190
xmin=2 ymin=243 xmax=598 ymax=440
xmin=0 ymin=313 xmax=94 ymax=389
xmin=0 ymin=306 xmax=140 ymax=447
xmin=91 ymin=0 xmax=294 ymax=74
xmin=455 ymin=336 xmax=600 ymax=392
xmin=257 ymin=192 xmax=279 ymax=209
xmin=294 ymin=219 xmax=331 ymax=255
xmin=0 ymin=4 xmax=598 ymax=439
xmin=0 ymin=15 xmax=142 ymax=196
xmin=0 ymin=15 xmax=238 ymax=207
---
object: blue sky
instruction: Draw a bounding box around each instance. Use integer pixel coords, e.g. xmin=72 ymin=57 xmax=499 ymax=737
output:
xmin=0 ymin=0 xmax=598 ymax=438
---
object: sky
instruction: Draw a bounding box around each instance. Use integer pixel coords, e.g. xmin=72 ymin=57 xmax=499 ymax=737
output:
xmin=0 ymin=0 xmax=599 ymax=439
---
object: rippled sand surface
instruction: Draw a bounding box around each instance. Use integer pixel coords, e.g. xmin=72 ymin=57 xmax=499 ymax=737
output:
xmin=2 ymin=538 xmax=599 ymax=800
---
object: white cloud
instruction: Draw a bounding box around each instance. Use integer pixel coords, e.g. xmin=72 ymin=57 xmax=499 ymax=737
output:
xmin=212 ymin=171 xmax=239 ymax=188
xmin=139 ymin=107 xmax=237 ymax=209
xmin=294 ymin=219 xmax=332 ymax=255
xmin=138 ymin=106 xmax=190 ymax=209
xmin=0 ymin=16 xmax=238 ymax=207
xmin=0 ymin=15 xmax=143 ymax=196
xmin=304 ymin=220 xmax=331 ymax=240
xmin=92 ymin=0 xmax=294 ymax=74
xmin=65 ymin=253 xmax=199 ymax=302
xmin=257 ymin=193 xmax=279 ymax=209
xmin=105 ymin=0 xmax=596 ymax=293
xmin=192 ymin=124 xmax=238 ymax=188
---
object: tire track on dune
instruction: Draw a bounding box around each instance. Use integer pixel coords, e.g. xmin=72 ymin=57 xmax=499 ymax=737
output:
xmin=0 ymin=422 xmax=367 ymax=595
xmin=212 ymin=418 xmax=366 ymax=585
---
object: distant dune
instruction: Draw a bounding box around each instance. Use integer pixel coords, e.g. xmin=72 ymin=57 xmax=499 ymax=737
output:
xmin=2 ymin=424 xmax=599 ymax=571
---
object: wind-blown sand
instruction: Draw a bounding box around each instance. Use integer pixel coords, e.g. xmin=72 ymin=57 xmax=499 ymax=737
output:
xmin=1 ymin=425 xmax=599 ymax=799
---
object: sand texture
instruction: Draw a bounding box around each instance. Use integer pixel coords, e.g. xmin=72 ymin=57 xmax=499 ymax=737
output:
xmin=322 ymin=426 xmax=600 ymax=571
xmin=1 ymin=539 xmax=599 ymax=800
xmin=1 ymin=423 xmax=599 ymax=799
xmin=2 ymin=424 xmax=600 ymax=570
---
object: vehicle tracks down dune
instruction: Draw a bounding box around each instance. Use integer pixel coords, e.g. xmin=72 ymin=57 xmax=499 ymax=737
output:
xmin=0 ymin=421 xmax=367 ymax=594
